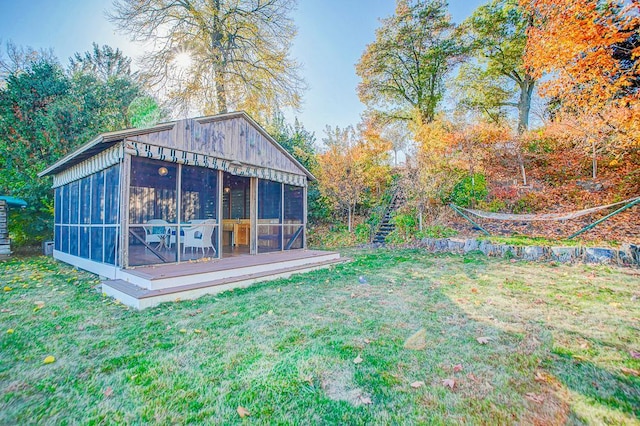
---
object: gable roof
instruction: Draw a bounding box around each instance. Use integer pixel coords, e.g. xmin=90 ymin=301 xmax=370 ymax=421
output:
xmin=39 ymin=111 xmax=315 ymax=181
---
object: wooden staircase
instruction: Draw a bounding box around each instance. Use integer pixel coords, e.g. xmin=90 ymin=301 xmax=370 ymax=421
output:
xmin=372 ymin=192 xmax=402 ymax=244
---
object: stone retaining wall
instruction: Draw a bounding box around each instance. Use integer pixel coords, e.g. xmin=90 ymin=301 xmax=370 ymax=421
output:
xmin=418 ymin=238 xmax=640 ymax=267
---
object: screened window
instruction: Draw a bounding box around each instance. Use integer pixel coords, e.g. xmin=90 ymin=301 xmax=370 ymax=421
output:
xmin=53 ymin=164 xmax=120 ymax=265
xmin=283 ymin=184 xmax=304 ymax=250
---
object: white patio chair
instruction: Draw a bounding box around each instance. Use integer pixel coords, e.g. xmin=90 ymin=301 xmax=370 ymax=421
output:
xmin=183 ymin=219 xmax=217 ymax=256
xmin=143 ymin=219 xmax=170 ymax=247
xmin=167 ymin=219 xmax=205 ymax=248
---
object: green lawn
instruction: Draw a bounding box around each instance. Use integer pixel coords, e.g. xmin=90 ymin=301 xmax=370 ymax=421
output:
xmin=1 ymin=250 xmax=639 ymax=424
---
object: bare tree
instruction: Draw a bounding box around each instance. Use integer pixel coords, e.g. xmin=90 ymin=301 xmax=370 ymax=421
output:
xmin=109 ymin=0 xmax=305 ymax=118
xmin=0 ymin=40 xmax=56 ymax=82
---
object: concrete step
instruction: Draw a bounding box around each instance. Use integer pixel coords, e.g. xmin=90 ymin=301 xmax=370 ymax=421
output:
xmin=103 ymin=258 xmax=346 ymax=309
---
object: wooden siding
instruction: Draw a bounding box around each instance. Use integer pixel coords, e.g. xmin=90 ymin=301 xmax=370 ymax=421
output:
xmin=0 ymin=200 xmax=10 ymax=255
xmin=126 ymin=116 xmax=305 ymax=177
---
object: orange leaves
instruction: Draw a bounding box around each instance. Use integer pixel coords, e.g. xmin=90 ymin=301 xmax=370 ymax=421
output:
xmin=522 ymin=0 xmax=639 ymax=108
xmin=316 ymin=124 xmax=391 ymax=230
xmin=521 ymin=0 xmax=640 ymax=160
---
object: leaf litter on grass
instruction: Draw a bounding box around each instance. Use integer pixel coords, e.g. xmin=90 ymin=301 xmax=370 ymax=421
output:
xmin=1 ymin=252 xmax=639 ymax=424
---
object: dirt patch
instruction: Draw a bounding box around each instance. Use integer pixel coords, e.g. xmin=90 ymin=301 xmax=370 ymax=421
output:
xmin=321 ymin=368 xmax=371 ymax=406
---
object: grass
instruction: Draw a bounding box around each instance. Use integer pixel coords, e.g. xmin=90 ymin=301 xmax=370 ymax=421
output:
xmin=477 ymin=234 xmax=622 ymax=248
xmin=1 ymin=250 xmax=639 ymax=424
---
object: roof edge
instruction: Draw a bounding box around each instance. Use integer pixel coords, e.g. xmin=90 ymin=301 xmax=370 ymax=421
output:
xmin=38 ymin=122 xmax=177 ymax=177
xmin=195 ymin=111 xmax=316 ymax=181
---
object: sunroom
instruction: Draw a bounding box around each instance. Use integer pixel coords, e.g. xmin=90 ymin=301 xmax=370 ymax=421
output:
xmin=39 ymin=112 xmax=340 ymax=308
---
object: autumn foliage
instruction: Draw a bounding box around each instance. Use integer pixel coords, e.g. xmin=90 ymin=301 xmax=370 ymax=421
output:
xmin=522 ymin=0 xmax=640 ymax=154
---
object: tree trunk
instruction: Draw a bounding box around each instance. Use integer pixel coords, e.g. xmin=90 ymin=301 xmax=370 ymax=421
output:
xmin=216 ymin=76 xmax=227 ymax=113
xmin=517 ymin=75 xmax=535 ymax=134
xmin=347 ymin=205 xmax=352 ymax=233
xmin=515 ymin=148 xmax=527 ymax=186
xmin=592 ymin=139 xmax=597 ymax=179
xmin=211 ymin=0 xmax=227 ymax=114
xmin=418 ymin=206 xmax=423 ymax=232
xmin=514 ymin=75 xmax=534 ymax=185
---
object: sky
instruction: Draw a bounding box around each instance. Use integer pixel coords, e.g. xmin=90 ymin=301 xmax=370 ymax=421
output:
xmin=0 ymin=0 xmax=486 ymax=140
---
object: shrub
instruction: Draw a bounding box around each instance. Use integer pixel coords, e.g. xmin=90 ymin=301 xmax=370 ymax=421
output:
xmin=391 ymin=212 xmax=417 ymax=240
xmin=477 ymin=198 xmax=507 ymax=213
xmin=416 ymin=225 xmax=458 ymax=239
xmin=354 ymin=223 xmax=371 ymax=244
xmin=449 ymin=173 xmax=488 ymax=207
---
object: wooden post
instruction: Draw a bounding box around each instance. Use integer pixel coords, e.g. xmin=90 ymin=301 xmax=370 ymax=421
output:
xmin=303 ymin=184 xmax=308 ymax=250
xmin=119 ymin=150 xmax=131 ymax=269
xmin=217 ymin=169 xmax=223 ymax=259
xmin=250 ymin=177 xmax=258 ymax=255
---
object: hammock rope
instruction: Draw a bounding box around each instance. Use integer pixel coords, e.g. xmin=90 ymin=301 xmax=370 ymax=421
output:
xmin=454 ymin=196 xmax=640 ymax=222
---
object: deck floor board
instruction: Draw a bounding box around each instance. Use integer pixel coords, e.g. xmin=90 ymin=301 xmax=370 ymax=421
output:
xmin=124 ymin=249 xmax=338 ymax=281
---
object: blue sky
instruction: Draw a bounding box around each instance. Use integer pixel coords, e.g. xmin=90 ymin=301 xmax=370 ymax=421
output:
xmin=0 ymin=0 xmax=486 ymax=139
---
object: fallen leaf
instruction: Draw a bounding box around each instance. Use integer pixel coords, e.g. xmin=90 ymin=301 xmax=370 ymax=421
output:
xmin=351 ymin=293 xmax=356 ymax=298
xmin=104 ymin=386 xmax=113 ymax=398
xmin=237 ymin=406 xmax=250 ymax=418
xmin=359 ymin=395 xmax=373 ymax=404
xmin=7 ymin=328 xmax=14 ymax=334
xmin=34 ymin=301 xmax=45 ymax=311
xmin=630 ymin=350 xmax=640 ymax=359
xmin=267 ymin=310 xmax=274 ymax=315
xmin=476 ymin=336 xmax=490 ymax=345
xmin=55 ymin=325 xmax=61 ymax=331
xmin=467 ymin=373 xmax=480 ymax=383
xmin=179 ymin=328 xmax=187 ymax=333
xmin=1 ymin=308 xmax=10 ymax=313
xmin=221 ymin=310 xmax=228 ymax=315
xmin=353 ymin=355 xmax=363 ymax=364
xmin=410 ymin=381 xmax=425 ymax=388
xmin=194 ymin=329 xmax=202 ymax=334
xmin=43 ymin=355 xmax=55 ymax=364
xmin=525 ymin=392 xmax=544 ymax=404
xmin=232 ymin=312 xmax=238 ymax=317
xmin=404 ymin=328 xmax=427 ymax=350
xmin=453 ymin=364 xmax=463 ymax=373
xmin=4 ymin=286 xmax=12 ymax=292
xmin=620 ymin=367 xmax=640 ymax=377
xmin=364 ymin=338 xmax=371 ymax=344
xmin=442 ymin=378 xmax=455 ymax=389
xmin=471 ymin=287 xmax=478 ymax=293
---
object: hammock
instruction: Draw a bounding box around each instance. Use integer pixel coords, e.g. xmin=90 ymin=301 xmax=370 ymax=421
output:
xmin=454 ymin=196 xmax=640 ymax=222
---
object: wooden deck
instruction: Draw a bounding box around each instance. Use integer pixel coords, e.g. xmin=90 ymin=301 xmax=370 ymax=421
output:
xmin=125 ymin=249 xmax=337 ymax=281
xmin=103 ymin=249 xmax=344 ymax=309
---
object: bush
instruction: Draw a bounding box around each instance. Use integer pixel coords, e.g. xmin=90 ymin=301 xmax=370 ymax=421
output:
xmin=354 ymin=223 xmax=371 ymax=244
xmin=391 ymin=212 xmax=417 ymax=240
xmin=8 ymin=209 xmax=52 ymax=247
xmin=416 ymin=225 xmax=458 ymax=239
xmin=449 ymin=173 xmax=488 ymax=207
xmin=477 ymin=198 xmax=507 ymax=213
